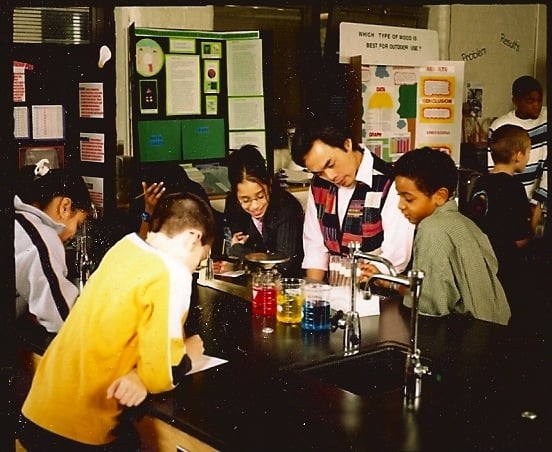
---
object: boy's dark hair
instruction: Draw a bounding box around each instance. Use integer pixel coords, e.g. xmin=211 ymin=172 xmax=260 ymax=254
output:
xmin=489 ymin=124 xmax=531 ymax=165
xmin=290 ymin=117 xmax=357 ymax=167
xmin=512 ymin=75 xmax=542 ymax=98
xmin=17 ymin=165 xmax=93 ymax=213
xmin=393 ymin=147 xmax=458 ymax=198
xmin=226 ymin=144 xmax=271 ymax=191
xmin=150 ymin=192 xmax=216 ymax=246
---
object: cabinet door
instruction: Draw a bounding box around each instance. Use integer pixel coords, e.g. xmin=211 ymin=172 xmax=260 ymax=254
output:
xmin=136 ymin=415 xmax=218 ymax=452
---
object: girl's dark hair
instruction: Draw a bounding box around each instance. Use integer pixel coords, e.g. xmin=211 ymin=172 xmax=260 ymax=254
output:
xmin=150 ymin=192 xmax=217 ymax=246
xmin=17 ymin=165 xmax=93 ymax=213
xmin=226 ymin=144 xmax=272 ymax=191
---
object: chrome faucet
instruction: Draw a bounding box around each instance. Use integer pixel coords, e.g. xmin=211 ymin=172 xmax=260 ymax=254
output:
xmin=205 ymin=252 xmax=214 ymax=280
xmin=366 ymin=270 xmax=429 ymax=409
xmin=76 ymin=220 xmax=95 ymax=292
xmin=340 ymin=243 xmax=398 ymax=356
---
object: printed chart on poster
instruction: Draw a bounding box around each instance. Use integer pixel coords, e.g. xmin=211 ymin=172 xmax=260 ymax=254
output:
xmin=362 ymin=65 xmax=417 ymax=162
xmin=339 ymin=22 xmax=464 ymax=163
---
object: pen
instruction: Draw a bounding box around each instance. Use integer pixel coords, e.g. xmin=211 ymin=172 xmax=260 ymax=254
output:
xmin=134 ymin=182 xmax=165 ymax=199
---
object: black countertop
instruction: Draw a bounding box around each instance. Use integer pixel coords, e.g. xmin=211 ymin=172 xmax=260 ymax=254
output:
xmin=146 ymin=279 xmax=551 ymax=451
xmin=17 ymin=263 xmax=551 ymax=451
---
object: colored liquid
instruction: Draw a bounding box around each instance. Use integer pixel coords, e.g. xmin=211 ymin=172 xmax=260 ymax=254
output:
xmin=252 ymin=285 xmax=277 ymax=316
xmin=302 ymin=300 xmax=331 ymax=331
xmin=277 ymin=292 xmax=304 ymax=324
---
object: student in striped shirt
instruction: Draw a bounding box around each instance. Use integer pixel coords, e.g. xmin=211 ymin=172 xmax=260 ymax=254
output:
xmin=15 ymin=159 xmax=93 ymax=333
xmin=488 ymin=75 xmax=547 ymax=212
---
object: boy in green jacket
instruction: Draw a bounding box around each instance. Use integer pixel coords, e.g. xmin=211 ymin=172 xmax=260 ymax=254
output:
xmin=393 ymin=147 xmax=511 ymax=325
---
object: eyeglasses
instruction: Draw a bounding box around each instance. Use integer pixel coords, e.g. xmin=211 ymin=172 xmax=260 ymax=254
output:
xmin=238 ymin=192 xmax=267 ymax=208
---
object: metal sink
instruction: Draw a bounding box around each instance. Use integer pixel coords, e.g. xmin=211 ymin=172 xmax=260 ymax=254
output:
xmin=293 ymin=344 xmax=430 ymax=397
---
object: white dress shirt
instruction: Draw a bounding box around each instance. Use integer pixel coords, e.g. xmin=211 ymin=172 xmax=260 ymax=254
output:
xmin=302 ymin=150 xmax=415 ymax=274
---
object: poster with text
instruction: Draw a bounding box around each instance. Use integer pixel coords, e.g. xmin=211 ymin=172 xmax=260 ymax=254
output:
xmin=79 ymin=83 xmax=104 ymax=119
xmin=165 ymin=54 xmax=201 ymax=115
xmin=339 ymin=22 xmax=438 ymax=66
xmin=361 ymin=65 xmax=417 ymax=162
xmin=80 ymin=132 xmax=105 ymax=163
xmin=32 ymin=105 xmax=64 ymax=140
xmin=82 ymin=175 xmax=104 ymax=213
xmin=415 ymin=61 xmax=464 ymax=163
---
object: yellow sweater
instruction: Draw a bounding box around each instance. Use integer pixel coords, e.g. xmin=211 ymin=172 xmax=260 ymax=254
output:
xmin=22 ymin=233 xmax=192 ymax=445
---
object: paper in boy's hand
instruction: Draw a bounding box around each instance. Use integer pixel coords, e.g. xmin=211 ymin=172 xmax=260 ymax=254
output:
xmin=215 ymin=270 xmax=245 ymax=277
xmin=186 ymin=354 xmax=228 ymax=375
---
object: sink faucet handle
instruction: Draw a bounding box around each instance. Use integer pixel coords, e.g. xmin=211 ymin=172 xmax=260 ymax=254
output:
xmin=347 ymin=241 xmax=361 ymax=258
xmin=404 ymin=347 xmax=431 ymax=410
xmin=330 ymin=310 xmax=345 ymax=332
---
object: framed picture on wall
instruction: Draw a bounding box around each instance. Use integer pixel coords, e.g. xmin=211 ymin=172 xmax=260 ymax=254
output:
xmin=18 ymin=145 xmax=64 ymax=169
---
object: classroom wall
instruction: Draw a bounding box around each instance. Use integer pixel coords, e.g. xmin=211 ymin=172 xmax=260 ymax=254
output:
xmin=428 ymin=3 xmax=547 ymax=120
xmin=115 ymin=4 xmax=547 ymax=156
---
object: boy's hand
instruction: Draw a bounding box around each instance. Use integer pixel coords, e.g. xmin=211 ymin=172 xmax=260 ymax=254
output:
xmin=185 ymin=334 xmax=205 ymax=363
xmin=106 ymin=368 xmax=147 ymax=407
xmin=529 ymin=202 xmax=543 ymax=234
xmin=142 ymin=181 xmax=165 ymax=215
xmin=358 ymin=262 xmax=380 ymax=282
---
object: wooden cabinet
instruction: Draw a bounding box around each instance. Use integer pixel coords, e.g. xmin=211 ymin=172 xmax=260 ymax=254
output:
xmin=136 ymin=416 xmax=217 ymax=452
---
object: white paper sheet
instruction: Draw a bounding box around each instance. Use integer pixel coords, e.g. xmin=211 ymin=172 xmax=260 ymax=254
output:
xmin=329 ymin=286 xmax=380 ymax=317
xmin=214 ymin=270 xmax=245 ymax=278
xmin=186 ymin=354 xmax=228 ymax=375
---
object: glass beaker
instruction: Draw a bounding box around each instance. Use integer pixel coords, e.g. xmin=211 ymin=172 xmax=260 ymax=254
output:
xmin=251 ymin=268 xmax=279 ymax=316
xmin=277 ymin=277 xmax=304 ymax=324
xmin=302 ymin=283 xmax=332 ymax=332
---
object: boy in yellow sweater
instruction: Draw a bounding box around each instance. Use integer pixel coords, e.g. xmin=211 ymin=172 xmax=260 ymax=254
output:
xmin=18 ymin=192 xmax=217 ymax=450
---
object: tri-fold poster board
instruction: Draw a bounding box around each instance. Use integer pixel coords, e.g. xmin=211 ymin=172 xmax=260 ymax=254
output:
xmin=339 ymin=22 xmax=464 ymax=164
xmin=129 ymin=25 xmax=267 ymax=164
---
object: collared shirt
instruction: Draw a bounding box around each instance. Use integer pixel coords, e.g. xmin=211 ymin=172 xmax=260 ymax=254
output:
xmin=407 ymin=200 xmax=511 ymax=325
xmin=302 ymin=150 xmax=414 ymax=274
xmin=252 ymin=216 xmax=263 ymax=234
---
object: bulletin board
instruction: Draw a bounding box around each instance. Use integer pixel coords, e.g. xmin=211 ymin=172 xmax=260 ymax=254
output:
xmin=129 ymin=25 xmax=268 ymax=164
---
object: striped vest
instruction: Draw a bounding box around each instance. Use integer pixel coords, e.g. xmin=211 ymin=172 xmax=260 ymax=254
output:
xmin=311 ymin=155 xmax=392 ymax=256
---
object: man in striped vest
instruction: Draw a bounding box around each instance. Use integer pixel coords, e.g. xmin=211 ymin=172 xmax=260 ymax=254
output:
xmin=291 ymin=119 xmax=415 ymax=282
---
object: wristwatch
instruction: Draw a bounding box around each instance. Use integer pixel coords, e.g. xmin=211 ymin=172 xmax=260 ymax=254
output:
xmin=140 ymin=212 xmax=151 ymax=222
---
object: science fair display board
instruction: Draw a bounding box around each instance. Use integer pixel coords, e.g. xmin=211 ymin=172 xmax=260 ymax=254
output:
xmin=129 ymin=25 xmax=267 ymax=164
xmin=339 ymin=22 xmax=464 ymax=164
